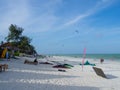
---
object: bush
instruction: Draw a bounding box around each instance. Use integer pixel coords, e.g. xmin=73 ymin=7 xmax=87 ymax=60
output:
xmin=14 ymin=51 xmax=19 ymax=56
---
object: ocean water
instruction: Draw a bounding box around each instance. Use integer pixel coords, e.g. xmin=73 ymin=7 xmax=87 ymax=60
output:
xmin=52 ymin=54 xmax=120 ymax=61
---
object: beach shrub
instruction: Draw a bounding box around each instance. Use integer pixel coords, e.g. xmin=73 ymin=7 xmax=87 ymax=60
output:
xmin=14 ymin=51 xmax=19 ymax=56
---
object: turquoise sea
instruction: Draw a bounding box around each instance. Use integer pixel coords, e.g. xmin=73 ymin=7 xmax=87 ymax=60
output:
xmin=51 ymin=54 xmax=120 ymax=61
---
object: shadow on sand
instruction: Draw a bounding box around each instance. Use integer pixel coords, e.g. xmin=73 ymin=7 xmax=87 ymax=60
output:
xmin=0 ymin=82 xmax=100 ymax=90
xmin=106 ymin=74 xmax=118 ymax=79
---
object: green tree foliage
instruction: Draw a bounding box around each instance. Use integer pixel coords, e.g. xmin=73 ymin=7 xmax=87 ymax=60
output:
xmin=18 ymin=36 xmax=36 ymax=54
xmin=19 ymin=36 xmax=31 ymax=49
xmin=5 ymin=24 xmax=37 ymax=55
xmin=5 ymin=24 xmax=23 ymax=42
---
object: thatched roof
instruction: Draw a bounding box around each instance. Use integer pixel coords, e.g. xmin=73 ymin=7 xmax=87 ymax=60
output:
xmin=0 ymin=42 xmax=12 ymax=47
xmin=0 ymin=42 xmax=19 ymax=50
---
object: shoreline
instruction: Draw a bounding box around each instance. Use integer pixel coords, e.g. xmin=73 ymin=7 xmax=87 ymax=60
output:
xmin=47 ymin=54 xmax=120 ymax=61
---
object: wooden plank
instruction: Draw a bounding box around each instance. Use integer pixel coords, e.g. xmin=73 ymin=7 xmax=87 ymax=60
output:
xmin=93 ymin=67 xmax=107 ymax=78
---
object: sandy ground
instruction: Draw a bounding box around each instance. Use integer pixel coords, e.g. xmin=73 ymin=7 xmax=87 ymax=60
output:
xmin=0 ymin=56 xmax=120 ymax=90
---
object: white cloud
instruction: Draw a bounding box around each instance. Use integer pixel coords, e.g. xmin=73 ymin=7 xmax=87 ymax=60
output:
xmin=0 ymin=0 xmax=30 ymax=35
xmin=24 ymin=13 xmax=58 ymax=33
xmin=0 ymin=0 xmax=63 ymax=36
xmin=23 ymin=0 xmax=63 ymax=33
xmin=63 ymin=14 xmax=89 ymax=26
xmin=0 ymin=0 xmax=117 ymax=36
xmin=62 ymin=0 xmax=114 ymax=27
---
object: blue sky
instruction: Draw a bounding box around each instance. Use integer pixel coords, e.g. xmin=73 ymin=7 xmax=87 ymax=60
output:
xmin=0 ymin=0 xmax=120 ymax=54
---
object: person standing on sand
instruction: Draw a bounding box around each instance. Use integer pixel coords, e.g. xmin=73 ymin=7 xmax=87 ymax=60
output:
xmin=6 ymin=51 xmax=9 ymax=60
xmin=6 ymin=49 xmax=10 ymax=61
xmin=100 ymin=58 xmax=104 ymax=64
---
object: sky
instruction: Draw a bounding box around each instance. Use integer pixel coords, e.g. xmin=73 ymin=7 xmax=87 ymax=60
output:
xmin=0 ymin=0 xmax=120 ymax=54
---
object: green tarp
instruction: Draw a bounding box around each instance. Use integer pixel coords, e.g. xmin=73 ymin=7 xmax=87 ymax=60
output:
xmin=80 ymin=60 xmax=96 ymax=66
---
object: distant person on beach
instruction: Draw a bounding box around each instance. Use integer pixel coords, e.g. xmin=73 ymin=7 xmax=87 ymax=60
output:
xmin=6 ymin=51 xmax=10 ymax=61
xmin=33 ymin=58 xmax=38 ymax=65
xmin=34 ymin=58 xmax=38 ymax=63
xmin=100 ymin=58 xmax=104 ymax=64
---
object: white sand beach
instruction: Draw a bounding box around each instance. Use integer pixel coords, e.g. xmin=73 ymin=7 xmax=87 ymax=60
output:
xmin=0 ymin=56 xmax=120 ymax=90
